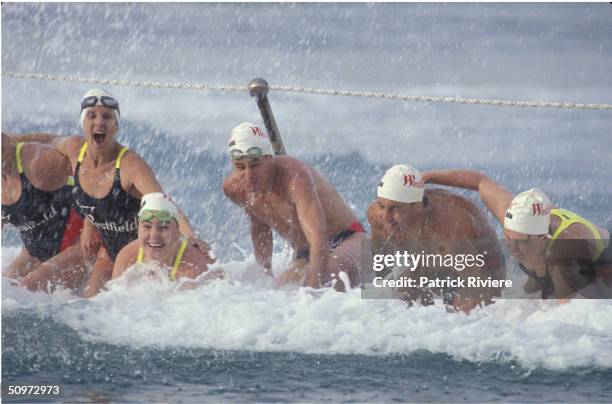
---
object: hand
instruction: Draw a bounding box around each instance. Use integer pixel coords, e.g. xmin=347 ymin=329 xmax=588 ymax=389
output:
xmin=81 ymin=220 xmax=101 ymax=264
xmin=303 ymin=268 xmax=321 ymax=288
xmin=187 ymin=236 xmax=217 ymax=264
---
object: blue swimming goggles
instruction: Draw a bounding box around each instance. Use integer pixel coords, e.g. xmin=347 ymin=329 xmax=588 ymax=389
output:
xmin=230 ymin=146 xmax=265 ymax=160
xmin=80 ymin=96 xmax=120 ymax=114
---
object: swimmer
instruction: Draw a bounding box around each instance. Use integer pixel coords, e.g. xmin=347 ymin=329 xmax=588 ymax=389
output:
xmin=422 ymin=169 xmax=611 ymax=299
xmin=1 ymin=132 xmax=85 ymax=292
xmin=223 ymin=122 xmax=365 ymax=291
xmin=112 ymin=192 xmax=219 ymax=284
xmin=368 ymin=164 xmax=506 ymax=312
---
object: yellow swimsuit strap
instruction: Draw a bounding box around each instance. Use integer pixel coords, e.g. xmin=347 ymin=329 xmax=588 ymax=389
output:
xmin=16 ymin=142 xmax=24 ymax=174
xmin=170 ymin=239 xmax=189 ymax=281
xmin=547 ymin=208 xmax=605 ymax=259
xmin=136 ymin=239 xmax=189 ymax=281
xmin=136 ymin=246 xmax=145 ymax=264
xmin=77 ymin=143 xmax=88 ymax=163
xmin=77 ymin=143 xmax=129 ymax=168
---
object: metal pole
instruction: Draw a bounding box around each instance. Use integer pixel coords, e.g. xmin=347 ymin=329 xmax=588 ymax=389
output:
xmin=248 ymin=78 xmax=286 ymax=155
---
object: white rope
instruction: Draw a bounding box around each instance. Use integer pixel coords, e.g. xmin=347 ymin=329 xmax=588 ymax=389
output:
xmin=3 ymin=70 xmax=611 ymax=111
xmin=2 ymin=71 xmax=245 ymax=93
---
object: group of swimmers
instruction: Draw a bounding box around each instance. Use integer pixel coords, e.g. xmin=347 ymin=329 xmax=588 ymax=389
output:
xmin=2 ymin=88 xmax=610 ymax=313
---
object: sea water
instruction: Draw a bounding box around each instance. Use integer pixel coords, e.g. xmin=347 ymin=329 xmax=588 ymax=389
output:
xmin=2 ymin=3 xmax=612 ymax=402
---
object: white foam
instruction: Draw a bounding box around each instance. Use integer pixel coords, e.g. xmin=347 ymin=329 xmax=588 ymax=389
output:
xmin=3 ymin=249 xmax=611 ymax=371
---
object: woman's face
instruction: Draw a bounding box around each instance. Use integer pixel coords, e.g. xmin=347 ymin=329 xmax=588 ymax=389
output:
xmin=504 ymin=228 xmax=549 ymax=269
xmin=138 ymin=217 xmax=180 ymax=263
xmin=82 ymin=106 xmax=119 ymax=151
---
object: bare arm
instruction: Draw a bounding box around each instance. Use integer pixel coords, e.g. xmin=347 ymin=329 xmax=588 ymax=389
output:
xmin=24 ymin=143 xmax=72 ymax=190
xmin=81 ymin=218 xmax=102 ymax=264
xmin=248 ymin=212 xmax=273 ymax=274
xmin=223 ymin=175 xmax=271 ymax=272
xmin=422 ymin=170 xmax=514 ymax=225
xmin=8 ymin=132 xmax=63 ymax=145
xmin=288 ymin=173 xmax=329 ymax=287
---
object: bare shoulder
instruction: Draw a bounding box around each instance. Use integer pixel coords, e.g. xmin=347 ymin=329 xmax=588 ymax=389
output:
xmin=275 ymin=156 xmax=316 ymax=191
xmin=428 ymin=188 xmax=480 ymax=212
xmin=112 ymin=239 xmax=140 ymax=278
xmin=276 ymin=156 xmax=312 ymax=177
xmin=57 ymin=135 xmax=87 ymax=156
xmin=118 ymin=148 xmax=162 ymax=195
xmin=120 ymin=148 xmax=150 ymax=170
xmin=427 ymin=189 xmax=492 ymax=236
xmin=116 ymin=239 xmax=140 ymax=262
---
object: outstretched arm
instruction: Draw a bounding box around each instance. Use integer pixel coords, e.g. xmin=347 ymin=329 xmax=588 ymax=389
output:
xmin=422 ymin=170 xmax=514 ymax=225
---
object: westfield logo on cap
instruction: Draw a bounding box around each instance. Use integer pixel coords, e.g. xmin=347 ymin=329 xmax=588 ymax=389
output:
xmin=531 ymin=203 xmax=550 ymax=216
xmin=250 ymin=126 xmax=266 ymax=137
xmin=403 ymin=174 xmax=415 ymax=186
xmin=403 ymin=174 xmax=424 ymax=188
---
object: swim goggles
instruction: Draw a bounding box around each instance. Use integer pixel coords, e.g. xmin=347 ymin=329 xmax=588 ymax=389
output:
xmin=229 ymin=146 xmax=265 ymax=160
xmin=138 ymin=209 xmax=177 ymax=224
xmin=80 ymin=96 xmax=120 ymax=114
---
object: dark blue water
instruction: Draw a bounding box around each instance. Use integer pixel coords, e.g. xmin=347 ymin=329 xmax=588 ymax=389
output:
xmin=3 ymin=310 xmax=612 ymax=403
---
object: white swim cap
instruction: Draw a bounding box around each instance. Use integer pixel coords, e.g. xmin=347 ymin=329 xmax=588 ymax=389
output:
xmin=80 ymin=88 xmax=120 ymax=128
xmin=228 ymin=122 xmax=274 ymax=159
xmin=377 ymin=164 xmax=425 ymax=204
xmin=139 ymin=192 xmax=178 ymax=220
xmin=503 ymin=188 xmax=551 ymax=235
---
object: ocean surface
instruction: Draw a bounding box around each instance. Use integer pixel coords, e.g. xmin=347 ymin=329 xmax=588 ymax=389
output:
xmin=2 ymin=3 xmax=612 ymax=402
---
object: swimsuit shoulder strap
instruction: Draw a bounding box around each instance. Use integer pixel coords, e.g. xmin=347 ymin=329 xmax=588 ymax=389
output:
xmin=115 ymin=147 xmax=129 ymax=169
xmin=170 ymin=239 xmax=189 ymax=281
xmin=548 ymin=208 xmax=605 ymax=259
xmin=15 ymin=142 xmax=24 ymax=174
xmin=77 ymin=142 xmax=88 ymax=163
xmin=136 ymin=246 xmax=144 ymax=264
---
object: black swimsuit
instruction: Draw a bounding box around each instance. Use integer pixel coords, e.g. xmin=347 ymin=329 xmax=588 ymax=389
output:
xmin=73 ymin=143 xmax=140 ymax=260
xmin=1 ymin=143 xmax=74 ymax=261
